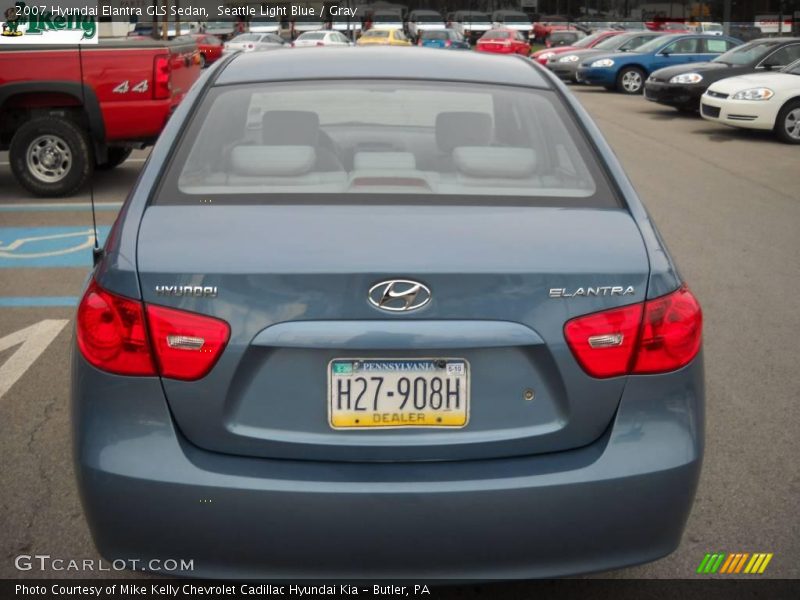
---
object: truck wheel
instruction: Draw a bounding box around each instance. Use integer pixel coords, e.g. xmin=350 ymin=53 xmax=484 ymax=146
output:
xmin=774 ymin=100 xmax=800 ymax=144
xmin=97 ymin=147 xmax=133 ymax=170
xmin=617 ymin=67 xmax=645 ymax=94
xmin=9 ymin=117 xmax=93 ymax=197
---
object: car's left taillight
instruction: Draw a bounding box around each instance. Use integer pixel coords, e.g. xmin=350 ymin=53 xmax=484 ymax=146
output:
xmin=77 ymin=280 xmax=156 ymax=376
xmin=77 ymin=281 xmax=230 ymax=381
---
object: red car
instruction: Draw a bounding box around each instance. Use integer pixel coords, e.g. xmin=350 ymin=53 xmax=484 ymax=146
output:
xmin=531 ymin=29 xmax=622 ymax=65
xmin=476 ymin=28 xmax=530 ymax=55
xmin=0 ymin=39 xmax=201 ymax=196
xmin=531 ymin=17 xmax=567 ymax=43
xmin=190 ymin=33 xmax=224 ymax=67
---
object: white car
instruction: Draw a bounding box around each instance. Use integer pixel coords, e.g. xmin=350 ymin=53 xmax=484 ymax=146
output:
xmin=249 ymin=21 xmax=281 ymax=34
xmin=451 ymin=10 xmax=492 ymax=44
xmin=407 ymin=10 xmax=445 ymax=40
xmin=370 ymin=10 xmax=405 ymax=31
xmin=292 ymin=30 xmax=352 ymax=47
xmin=327 ymin=20 xmax=361 ymax=39
xmin=204 ymin=21 xmax=235 ymax=39
xmin=223 ymin=33 xmax=286 ymax=54
xmin=700 ymin=58 xmax=800 ymax=144
xmin=693 ymin=22 xmax=724 ymax=36
xmin=491 ymin=10 xmax=532 ymax=35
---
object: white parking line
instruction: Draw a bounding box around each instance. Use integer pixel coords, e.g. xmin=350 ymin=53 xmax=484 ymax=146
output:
xmin=0 ymin=320 xmax=69 ymax=401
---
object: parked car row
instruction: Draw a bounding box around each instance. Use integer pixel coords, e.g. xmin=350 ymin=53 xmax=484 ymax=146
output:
xmin=539 ymin=31 xmax=800 ymax=144
xmin=574 ymin=34 xmax=743 ymax=94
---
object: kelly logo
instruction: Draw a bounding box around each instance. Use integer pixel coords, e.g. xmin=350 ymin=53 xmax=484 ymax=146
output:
xmin=697 ymin=552 xmax=774 ymax=575
xmin=1 ymin=2 xmax=97 ymax=44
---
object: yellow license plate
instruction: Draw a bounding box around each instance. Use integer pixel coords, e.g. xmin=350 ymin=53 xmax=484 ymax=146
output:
xmin=328 ymin=358 xmax=469 ymax=429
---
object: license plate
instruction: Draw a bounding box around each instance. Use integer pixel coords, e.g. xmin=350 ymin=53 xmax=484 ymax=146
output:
xmin=328 ymin=358 xmax=469 ymax=429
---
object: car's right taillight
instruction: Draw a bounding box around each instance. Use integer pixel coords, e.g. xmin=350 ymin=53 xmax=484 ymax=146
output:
xmin=153 ymin=54 xmax=171 ymax=99
xmin=564 ymin=285 xmax=702 ymax=378
xmin=632 ymin=285 xmax=702 ymax=374
xmin=77 ymin=280 xmax=230 ymax=381
xmin=146 ymin=304 xmax=230 ymax=381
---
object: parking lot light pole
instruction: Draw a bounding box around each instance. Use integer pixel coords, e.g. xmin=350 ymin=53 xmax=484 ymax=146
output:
xmin=161 ymin=0 xmax=169 ymax=40
xmin=723 ymin=0 xmax=731 ymax=36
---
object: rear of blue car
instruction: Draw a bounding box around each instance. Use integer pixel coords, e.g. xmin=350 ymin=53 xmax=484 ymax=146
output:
xmin=72 ymin=49 xmax=703 ymax=579
xmin=418 ymin=30 xmax=470 ymax=50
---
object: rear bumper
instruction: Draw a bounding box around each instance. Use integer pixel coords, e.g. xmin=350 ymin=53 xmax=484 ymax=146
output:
xmin=547 ymin=63 xmax=579 ymax=82
xmin=73 ymin=351 xmax=704 ymax=579
xmin=644 ymin=81 xmax=704 ymax=109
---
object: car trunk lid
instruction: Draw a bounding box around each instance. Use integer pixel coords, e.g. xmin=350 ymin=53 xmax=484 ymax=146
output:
xmin=137 ymin=204 xmax=649 ymax=462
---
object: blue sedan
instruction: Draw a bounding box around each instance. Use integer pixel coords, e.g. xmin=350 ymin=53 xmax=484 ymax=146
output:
xmin=72 ymin=47 xmax=704 ymax=579
xmin=577 ymin=34 xmax=742 ymax=93
xmin=417 ymin=28 xmax=471 ymax=49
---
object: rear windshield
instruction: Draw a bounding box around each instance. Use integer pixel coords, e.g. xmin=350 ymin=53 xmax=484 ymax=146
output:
xmin=461 ymin=12 xmax=490 ymax=23
xmin=299 ymin=32 xmax=326 ymax=40
xmin=482 ymin=30 xmax=511 ymax=39
xmin=415 ymin=14 xmax=442 ymax=23
xmin=362 ymin=30 xmax=390 ymax=38
xmin=501 ymin=14 xmax=530 ymax=24
xmin=422 ymin=31 xmax=449 ymax=40
xmin=549 ymin=32 xmax=581 ymax=43
xmin=714 ymin=40 xmax=778 ymax=65
xmin=373 ymin=14 xmax=401 ymax=23
xmin=155 ymin=80 xmax=617 ymax=207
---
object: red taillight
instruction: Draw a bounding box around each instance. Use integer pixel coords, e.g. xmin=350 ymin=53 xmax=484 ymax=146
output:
xmin=417 ymin=39 xmax=423 ymax=46
xmin=146 ymin=304 xmax=230 ymax=381
xmin=153 ymin=55 xmax=170 ymax=100
xmin=77 ymin=281 xmax=156 ymax=376
xmin=316 ymin=41 xmax=325 ymax=46
xmin=564 ymin=286 xmax=702 ymax=378
xmin=564 ymin=302 xmax=643 ymax=378
xmin=77 ymin=281 xmax=230 ymax=381
xmin=633 ymin=285 xmax=702 ymax=374
xmin=445 ymin=40 xmax=452 ymax=47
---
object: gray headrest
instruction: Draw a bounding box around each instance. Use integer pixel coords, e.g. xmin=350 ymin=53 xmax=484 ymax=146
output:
xmin=453 ymin=147 xmax=537 ymax=178
xmin=436 ymin=112 xmax=492 ymax=153
xmin=230 ymin=145 xmax=316 ymax=176
xmin=262 ymin=110 xmax=320 ymax=145
xmin=353 ymin=152 xmax=416 ymax=171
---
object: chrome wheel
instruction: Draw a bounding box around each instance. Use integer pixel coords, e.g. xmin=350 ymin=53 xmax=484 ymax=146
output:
xmin=784 ymin=108 xmax=800 ymax=141
xmin=26 ymin=134 xmax=72 ymax=183
xmin=621 ymin=70 xmax=643 ymax=93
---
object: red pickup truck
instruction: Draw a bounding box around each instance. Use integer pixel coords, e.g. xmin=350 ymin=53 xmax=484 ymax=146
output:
xmin=0 ymin=39 xmax=201 ymax=196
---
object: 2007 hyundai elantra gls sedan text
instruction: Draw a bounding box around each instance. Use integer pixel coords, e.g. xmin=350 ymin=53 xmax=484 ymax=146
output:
xmin=72 ymin=47 xmax=704 ymax=579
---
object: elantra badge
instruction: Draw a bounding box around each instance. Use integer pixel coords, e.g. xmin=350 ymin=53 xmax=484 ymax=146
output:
xmin=369 ymin=279 xmax=431 ymax=312
xmin=549 ymin=286 xmax=635 ymax=298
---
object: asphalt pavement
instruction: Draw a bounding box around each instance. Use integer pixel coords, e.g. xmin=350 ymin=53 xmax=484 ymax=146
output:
xmin=0 ymin=88 xmax=798 ymax=582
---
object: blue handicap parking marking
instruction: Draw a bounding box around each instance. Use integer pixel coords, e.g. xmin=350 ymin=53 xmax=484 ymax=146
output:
xmin=0 ymin=226 xmax=110 ymax=268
